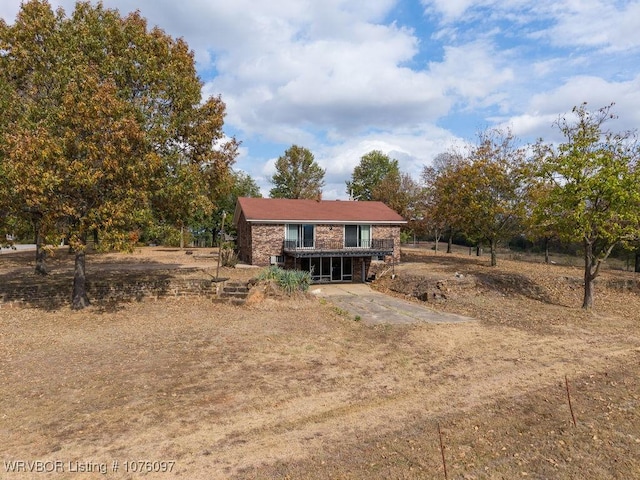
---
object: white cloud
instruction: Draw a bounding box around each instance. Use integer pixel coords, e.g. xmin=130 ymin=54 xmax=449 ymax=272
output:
xmin=421 ymin=0 xmax=480 ymax=21
xmin=424 ymin=0 xmax=640 ymax=54
xmin=314 ymin=124 xmax=458 ymax=198
xmin=3 ymin=0 xmax=640 ymax=200
xmin=539 ymin=1 xmax=640 ymax=52
xmin=493 ymin=74 xmax=640 ymax=142
xmin=428 ymin=41 xmax=514 ymax=103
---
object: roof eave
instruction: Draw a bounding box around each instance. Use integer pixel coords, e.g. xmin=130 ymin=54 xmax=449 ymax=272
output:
xmin=243 ymin=219 xmax=407 ymax=224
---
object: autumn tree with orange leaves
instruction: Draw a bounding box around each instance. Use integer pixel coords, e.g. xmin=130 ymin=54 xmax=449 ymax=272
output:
xmin=0 ymin=1 xmax=237 ymax=308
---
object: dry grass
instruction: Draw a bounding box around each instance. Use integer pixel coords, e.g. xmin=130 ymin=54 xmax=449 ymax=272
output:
xmin=1 ymin=247 xmax=639 ymax=479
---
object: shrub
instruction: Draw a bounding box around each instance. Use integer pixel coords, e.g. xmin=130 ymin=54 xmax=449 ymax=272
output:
xmin=257 ymin=266 xmax=311 ymax=294
xmin=257 ymin=266 xmax=282 ymax=281
xmin=220 ymin=248 xmax=238 ymax=267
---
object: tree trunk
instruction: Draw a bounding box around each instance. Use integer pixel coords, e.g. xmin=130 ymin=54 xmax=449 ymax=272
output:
xmin=447 ymin=230 xmax=453 ymax=254
xmin=35 ymin=242 xmax=48 ymax=275
xmin=72 ymin=239 xmax=90 ymax=310
xmin=635 ymin=249 xmax=640 ymax=273
xmin=544 ymin=237 xmax=550 ymax=264
xmin=583 ymin=272 xmax=594 ymax=309
xmin=33 ymin=216 xmax=48 ymax=275
xmin=490 ymin=239 xmax=497 ymax=267
xmin=582 ymin=241 xmax=595 ymax=310
xmin=476 ymin=244 xmax=482 ymax=257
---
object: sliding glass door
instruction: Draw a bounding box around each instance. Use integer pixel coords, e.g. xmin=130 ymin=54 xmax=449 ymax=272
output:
xmin=301 ymin=257 xmax=353 ymax=282
xmin=344 ymin=225 xmax=371 ymax=248
xmin=286 ymin=224 xmax=314 ymax=248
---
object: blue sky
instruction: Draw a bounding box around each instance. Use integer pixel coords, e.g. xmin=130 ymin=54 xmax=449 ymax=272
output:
xmin=3 ymin=0 xmax=640 ymax=198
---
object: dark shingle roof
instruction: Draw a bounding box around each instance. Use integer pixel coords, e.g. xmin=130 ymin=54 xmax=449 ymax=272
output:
xmin=234 ymin=198 xmax=406 ymax=224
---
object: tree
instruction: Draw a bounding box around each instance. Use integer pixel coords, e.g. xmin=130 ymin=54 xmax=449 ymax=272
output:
xmin=0 ymin=1 xmax=60 ymax=270
xmin=422 ymin=152 xmax=465 ymax=253
xmin=212 ymin=170 xmax=262 ymax=238
xmin=421 ymin=132 xmax=525 ymax=265
xmin=269 ymin=145 xmax=325 ymax=199
xmin=372 ymin=172 xmax=427 ymax=238
xmin=0 ymin=1 xmax=237 ymax=308
xmin=0 ymin=70 xmax=14 ymax=243
xmin=460 ymin=129 xmax=527 ymax=266
xmin=536 ymin=103 xmax=640 ymax=309
xmin=522 ymin=157 xmax=559 ymax=264
xmin=346 ymin=150 xmax=399 ymax=201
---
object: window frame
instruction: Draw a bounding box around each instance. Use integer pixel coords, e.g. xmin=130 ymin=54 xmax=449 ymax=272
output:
xmin=344 ymin=224 xmax=372 ymax=248
xmin=285 ymin=223 xmax=315 ymax=249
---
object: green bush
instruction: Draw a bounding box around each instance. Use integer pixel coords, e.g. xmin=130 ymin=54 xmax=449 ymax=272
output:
xmin=400 ymin=230 xmax=413 ymax=244
xmin=257 ymin=266 xmax=311 ymax=294
xmin=257 ymin=265 xmax=282 ymax=281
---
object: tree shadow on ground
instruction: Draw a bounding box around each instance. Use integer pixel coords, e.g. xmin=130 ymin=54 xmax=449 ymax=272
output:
xmin=402 ymin=251 xmax=491 ymax=268
xmin=472 ymin=271 xmax=554 ymax=303
xmin=399 ymin=252 xmax=560 ymax=304
xmin=0 ymin=263 xmax=191 ymax=311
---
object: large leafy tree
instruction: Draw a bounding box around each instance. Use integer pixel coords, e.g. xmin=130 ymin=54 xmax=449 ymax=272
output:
xmin=372 ymin=171 xmax=427 ymax=238
xmin=0 ymin=70 xmax=14 ymax=242
xmin=346 ymin=150 xmax=399 ymax=201
xmin=522 ymin=157 xmax=559 ymax=264
xmin=269 ymin=145 xmax=325 ymax=199
xmin=536 ymin=103 xmax=640 ymax=309
xmin=421 ymin=131 xmax=525 ymax=265
xmin=460 ymin=129 xmax=527 ymax=266
xmin=421 ymin=152 xmax=465 ymax=252
xmin=0 ymin=1 xmax=237 ymax=308
xmin=1 ymin=1 xmax=74 ymax=273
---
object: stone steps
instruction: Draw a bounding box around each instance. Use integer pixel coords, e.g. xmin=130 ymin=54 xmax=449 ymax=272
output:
xmin=213 ymin=281 xmax=250 ymax=305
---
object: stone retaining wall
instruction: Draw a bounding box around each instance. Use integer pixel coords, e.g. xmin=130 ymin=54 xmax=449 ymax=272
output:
xmin=0 ymin=271 xmax=216 ymax=309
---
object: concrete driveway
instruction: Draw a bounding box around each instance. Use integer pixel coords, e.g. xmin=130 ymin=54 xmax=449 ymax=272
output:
xmin=310 ymin=283 xmax=474 ymax=325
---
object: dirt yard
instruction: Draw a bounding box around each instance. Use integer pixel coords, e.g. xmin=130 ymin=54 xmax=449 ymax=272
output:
xmin=1 ymin=247 xmax=639 ymax=479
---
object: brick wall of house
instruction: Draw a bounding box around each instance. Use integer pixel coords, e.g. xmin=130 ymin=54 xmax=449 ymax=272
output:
xmin=353 ymin=256 xmax=371 ymax=282
xmin=236 ymin=212 xmax=253 ymax=264
xmin=242 ymin=221 xmax=402 ymax=269
xmin=372 ymin=225 xmax=401 ymax=263
xmin=314 ymin=224 xmax=343 ymax=244
xmin=251 ymin=223 xmax=286 ymax=266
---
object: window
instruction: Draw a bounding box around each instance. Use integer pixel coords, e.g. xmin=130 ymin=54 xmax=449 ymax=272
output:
xmin=270 ymin=255 xmax=285 ymax=265
xmin=344 ymin=225 xmax=371 ymax=248
xmin=286 ymin=224 xmax=314 ymax=248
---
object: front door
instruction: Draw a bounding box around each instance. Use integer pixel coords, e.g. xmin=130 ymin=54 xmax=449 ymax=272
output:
xmin=331 ymin=257 xmax=342 ymax=281
xmin=342 ymin=257 xmax=353 ymax=281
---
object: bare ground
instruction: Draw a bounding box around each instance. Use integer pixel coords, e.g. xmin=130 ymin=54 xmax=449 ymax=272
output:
xmin=1 ymin=247 xmax=639 ymax=479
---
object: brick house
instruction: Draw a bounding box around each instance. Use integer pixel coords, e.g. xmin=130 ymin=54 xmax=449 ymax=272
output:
xmin=233 ymin=197 xmax=406 ymax=282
